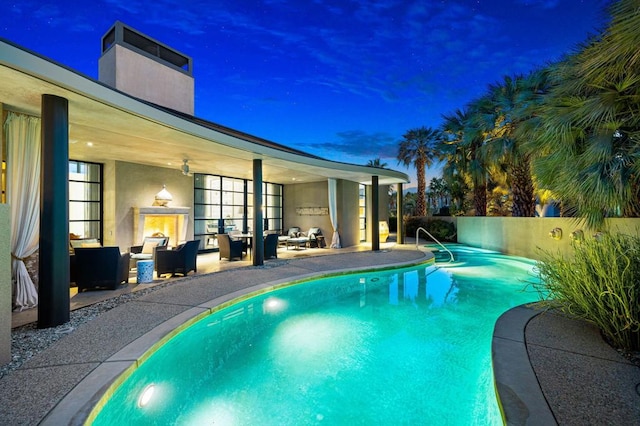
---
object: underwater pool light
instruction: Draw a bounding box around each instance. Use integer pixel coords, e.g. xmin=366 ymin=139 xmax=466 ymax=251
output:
xmin=138 ymin=384 xmax=155 ymax=408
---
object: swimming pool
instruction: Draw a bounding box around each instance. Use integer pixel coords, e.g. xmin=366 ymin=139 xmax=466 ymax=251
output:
xmin=91 ymin=245 xmax=538 ymax=425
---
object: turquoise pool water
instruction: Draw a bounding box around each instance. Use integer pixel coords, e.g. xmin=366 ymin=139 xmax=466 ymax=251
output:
xmin=92 ymin=246 xmax=539 ymax=425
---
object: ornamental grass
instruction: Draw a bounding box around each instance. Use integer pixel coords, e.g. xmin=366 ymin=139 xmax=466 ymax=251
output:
xmin=535 ymin=232 xmax=640 ymax=352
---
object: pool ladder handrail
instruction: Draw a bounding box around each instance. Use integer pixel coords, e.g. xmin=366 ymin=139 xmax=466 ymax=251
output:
xmin=416 ymin=226 xmax=455 ymax=262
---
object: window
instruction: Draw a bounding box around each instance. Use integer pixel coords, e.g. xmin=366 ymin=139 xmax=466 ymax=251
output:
xmin=194 ymin=173 xmax=283 ymax=251
xmin=69 ymin=160 xmax=102 ymax=241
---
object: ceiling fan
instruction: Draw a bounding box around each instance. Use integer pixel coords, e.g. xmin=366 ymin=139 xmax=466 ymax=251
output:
xmin=181 ymin=159 xmax=192 ymax=176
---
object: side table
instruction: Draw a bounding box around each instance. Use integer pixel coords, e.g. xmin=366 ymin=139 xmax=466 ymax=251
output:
xmin=137 ymin=259 xmax=154 ymax=283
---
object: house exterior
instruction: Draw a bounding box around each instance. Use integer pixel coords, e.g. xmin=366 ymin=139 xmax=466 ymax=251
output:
xmin=0 ymin=23 xmax=409 ymax=363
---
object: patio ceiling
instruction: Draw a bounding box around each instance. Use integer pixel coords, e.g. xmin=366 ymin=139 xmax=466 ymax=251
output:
xmin=0 ymin=40 xmax=409 ymax=186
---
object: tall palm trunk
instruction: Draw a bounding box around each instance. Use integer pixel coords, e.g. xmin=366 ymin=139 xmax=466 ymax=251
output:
xmin=510 ymin=158 xmax=535 ymax=217
xmin=474 ymin=182 xmax=487 ymax=216
xmin=416 ymin=158 xmax=427 ymax=216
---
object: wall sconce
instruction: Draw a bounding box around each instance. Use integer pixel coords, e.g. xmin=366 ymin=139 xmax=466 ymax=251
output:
xmin=549 ymin=227 xmax=562 ymax=240
xmin=570 ymin=229 xmax=584 ymax=243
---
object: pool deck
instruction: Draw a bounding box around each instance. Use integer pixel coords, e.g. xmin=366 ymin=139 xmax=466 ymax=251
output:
xmin=1 ymin=242 xmax=639 ymax=424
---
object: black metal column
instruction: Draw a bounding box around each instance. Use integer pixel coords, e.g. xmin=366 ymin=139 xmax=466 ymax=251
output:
xmin=396 ymin=183 xmax=404 ymax=244
xmin=372 ymin=175 xmax=380 ymax=251
xmin=252 ymin=159 xmax=264 ymax=266
xmin=38 ymin=94 xmax=70 ymax=328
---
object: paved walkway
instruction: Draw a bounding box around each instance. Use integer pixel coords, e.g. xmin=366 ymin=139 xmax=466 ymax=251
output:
xmin=493 ymin=305 xmax=640 ymax=425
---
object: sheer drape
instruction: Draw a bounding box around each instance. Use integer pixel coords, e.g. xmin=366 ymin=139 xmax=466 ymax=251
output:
xmin=5 ymin=112 xmax=41 ymax=311
xmin=328 ymin=178 xmax=341 ymax=248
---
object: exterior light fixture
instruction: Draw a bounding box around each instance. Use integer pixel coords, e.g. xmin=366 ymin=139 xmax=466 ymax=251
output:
xmin=549 ymin=227 xmax=562 ymax=240
xmin=153 ymin=184 xmax=173 ymax=207
xmin=138 ymin=384 xmax=155 ymax=408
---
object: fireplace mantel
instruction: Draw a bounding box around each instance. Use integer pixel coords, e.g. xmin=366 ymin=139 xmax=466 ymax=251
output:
xmin=133 ymin=206 xmax=190 ymax=246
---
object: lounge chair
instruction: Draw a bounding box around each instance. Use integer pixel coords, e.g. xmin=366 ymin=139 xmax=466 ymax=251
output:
xmin=218 ymin=233 xmax=245 ymax=261
xmin=73 ymin=247 xmax=131 ymax=292
xmin=155 ymin=240 xmax=200 ymax=277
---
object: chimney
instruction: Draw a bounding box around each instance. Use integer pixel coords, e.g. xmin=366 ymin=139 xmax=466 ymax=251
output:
xmin=98 ymin=21 xmax=194 ymax=115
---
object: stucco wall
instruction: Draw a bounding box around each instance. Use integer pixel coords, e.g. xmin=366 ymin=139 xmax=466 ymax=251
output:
xmin=283 ymin=181 xmax=333 ymax=240
xmin=338 ymin=180 xmax=360 ymax=247
xmin=112 ymin=161 xmax=194 ymax=251
xmin=99 ymin=45 xmax=194 ymax=115
xmin=457 ymin=217 xmax=640 ymax=260
xmin=0 ymin=203 xmax=11 ymax=365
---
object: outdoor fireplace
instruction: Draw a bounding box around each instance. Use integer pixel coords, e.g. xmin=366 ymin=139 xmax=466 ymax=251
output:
xmin=133 ymin=206 xmax=190 ymax=247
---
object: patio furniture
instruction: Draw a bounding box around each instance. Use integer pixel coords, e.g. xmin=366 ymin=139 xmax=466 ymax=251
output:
xmin=218 ymin=233 xmax=245 ymax=261
xmin=73 ymin=247 xmax=131 ymax=292
xmin=264 ymin=233 xmax=279 ymax=259
xmin=286 ymin=237 xmax=309 ymax=250
xmin=136 ymin=259 xmax=154 ymax=283
xmin=69 ymin=238 xmax=101 ymax=253
xmin=278 ymin=227 xmax=301 ymax=247
xmin=130 ymin=236 xmax=169 ymax=268
xmin=156 ymin=240 xmax=200 ymax=277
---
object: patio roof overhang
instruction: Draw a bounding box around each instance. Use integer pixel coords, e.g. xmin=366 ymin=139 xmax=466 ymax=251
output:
xmin=0 ymin=39 xmax=410 ymax=187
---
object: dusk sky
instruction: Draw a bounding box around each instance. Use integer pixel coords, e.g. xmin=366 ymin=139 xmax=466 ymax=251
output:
xmin=1 ymin=1 xmax=610 ymax=188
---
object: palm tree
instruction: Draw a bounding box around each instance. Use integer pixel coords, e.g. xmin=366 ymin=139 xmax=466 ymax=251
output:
xmin=397 ymin=126 xmax=442 ymax=216
xmin=441 ymin=108 xmax=488 ymax=215
xmin=366 ymin=158 xmax=388 ymax=168
xmin=528 ymin=0 xmax=640 ymax=228
xmin=470 ymin=71 xmax=550 ymax=217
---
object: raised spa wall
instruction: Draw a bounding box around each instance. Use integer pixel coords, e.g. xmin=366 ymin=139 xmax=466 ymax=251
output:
xmin=456 ymin=216 xmax=640 ymax=260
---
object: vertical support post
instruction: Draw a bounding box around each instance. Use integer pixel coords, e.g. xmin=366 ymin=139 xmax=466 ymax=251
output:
xmin=38 ymin=94 xmax=70 ymax=328
xmin=396 ymin=183 xmax=404 ymax=244
xmin=372 ymin=175 xmax=380 ymax=251
xmin=252 ymin=159 xmax=264 ymax=266
xmin=242 ymin=179 xmax=249 ymax=233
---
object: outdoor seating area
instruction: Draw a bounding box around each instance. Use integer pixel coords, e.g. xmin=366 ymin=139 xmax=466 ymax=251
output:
xmin=279 ymin=227 xmax=325 ymax=250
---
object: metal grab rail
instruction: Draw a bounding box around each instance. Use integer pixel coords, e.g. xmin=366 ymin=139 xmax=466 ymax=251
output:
xmin=416 ymin=226 xmax=455 ymax=262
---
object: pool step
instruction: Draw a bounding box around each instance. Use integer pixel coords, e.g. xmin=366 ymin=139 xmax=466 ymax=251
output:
xmin=432 ymin=250 xmax=456 ymax=262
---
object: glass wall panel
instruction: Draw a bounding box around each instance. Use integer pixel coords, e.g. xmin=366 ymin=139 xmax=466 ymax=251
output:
xmin=69 ymin=160 xmax=102 ymax=242
xmin=194 ymin=173 xmax=283 ymax=250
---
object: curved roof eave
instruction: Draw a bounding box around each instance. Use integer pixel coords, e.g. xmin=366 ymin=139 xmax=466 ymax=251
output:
xmin=0 ymin=38 xmax=410 ymax=185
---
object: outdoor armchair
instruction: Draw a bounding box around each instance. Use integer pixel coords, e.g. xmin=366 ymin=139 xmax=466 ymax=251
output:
xmin=155 ymin=240 xmax=200 ymax=277
xmin=130 ymin=236 xmax=169 ymax=269
xmin=218 ymin=233 xmax=245 ymax=261
xmin=73 ymin=247 xmax=131 ymax=292
xmin=264 ymin=233 xmax=279 ymax=259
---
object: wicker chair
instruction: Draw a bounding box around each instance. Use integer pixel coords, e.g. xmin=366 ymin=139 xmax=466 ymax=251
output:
xmin=73 ymin=247 xmax=131 ymax=292
xmin=264 ymin=233 xmax=279 ymax=259
xmin=218 ymin=234 xmax=245 ymax=261
xmin=156 ymin=240 xmax=200 ymax=277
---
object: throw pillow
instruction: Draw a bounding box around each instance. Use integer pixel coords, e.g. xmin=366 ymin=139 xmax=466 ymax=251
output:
xmin=81 ymin=242 xmax=101 ymax=248
xmin=142 ymin=241 xmax=159 ymax=254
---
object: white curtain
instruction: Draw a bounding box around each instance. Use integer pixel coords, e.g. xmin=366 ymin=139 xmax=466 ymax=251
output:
xmin=328 ymin=178 xmax=341 ymax=248
xmin=5 ymin=112 xmax=41 ymax=311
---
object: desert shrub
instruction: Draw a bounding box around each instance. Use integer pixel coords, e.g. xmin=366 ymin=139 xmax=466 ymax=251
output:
xmin=404 ymin=217 xmax=456 ymax=242
xmin=535 ymin=232 xmax=640 ymax=351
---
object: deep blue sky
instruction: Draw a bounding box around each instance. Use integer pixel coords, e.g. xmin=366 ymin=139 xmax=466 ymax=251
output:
xmin=1 ymin=0 xmax=610 ymax=187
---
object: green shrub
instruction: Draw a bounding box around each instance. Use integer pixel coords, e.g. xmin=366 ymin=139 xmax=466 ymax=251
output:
xmin=535 ymin=232 xmax=640 ymax=351
xmin=404 ymin=217 xmax=456 ymax=242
